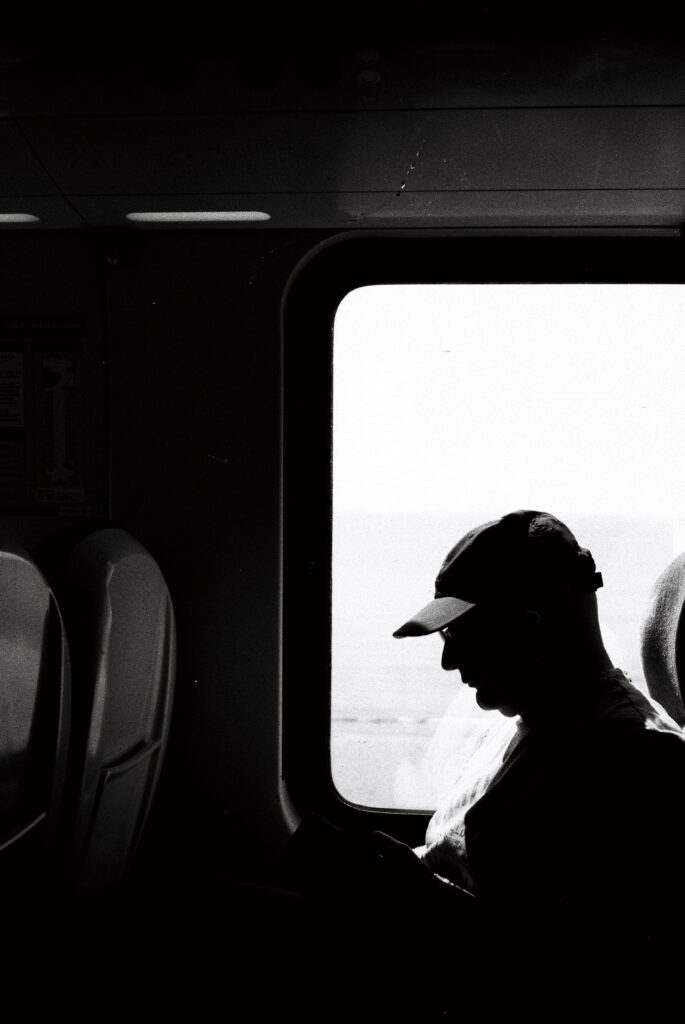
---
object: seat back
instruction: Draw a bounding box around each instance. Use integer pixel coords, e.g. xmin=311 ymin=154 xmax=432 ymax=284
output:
xmin=0 ymin=526 xmax=70 ymax=916
xmin=41 ymin=527 xmax=176 ymax=914
xmin=640 ymin=551 xmax=685 ymax=727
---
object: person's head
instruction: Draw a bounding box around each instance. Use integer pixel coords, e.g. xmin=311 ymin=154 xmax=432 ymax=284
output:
xmin=393 ymin=510 xmax=612 ymax=720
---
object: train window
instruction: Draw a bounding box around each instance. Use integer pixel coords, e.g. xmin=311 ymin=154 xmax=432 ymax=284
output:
xmin=282 ymin=235 xmax=685 ymax=832
xmin=331 ymin=282 xmax=685 ymax=811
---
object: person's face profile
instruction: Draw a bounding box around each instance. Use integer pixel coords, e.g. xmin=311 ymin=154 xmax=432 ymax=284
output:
xmin=439 ymin=605 xmax=543 ymax=717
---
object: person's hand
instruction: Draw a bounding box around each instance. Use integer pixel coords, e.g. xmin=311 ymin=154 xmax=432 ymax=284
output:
xmin=369 ymin=831 xmax=437 ymax=885
xmin=370 ymin=831 xmax=475 ymax=903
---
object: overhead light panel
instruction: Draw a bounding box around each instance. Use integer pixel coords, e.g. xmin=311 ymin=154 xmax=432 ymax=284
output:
xmin=0 ymin=214 xmax=39 ymax=224
xmin=126 ymin=211 xmax=271 ymax=224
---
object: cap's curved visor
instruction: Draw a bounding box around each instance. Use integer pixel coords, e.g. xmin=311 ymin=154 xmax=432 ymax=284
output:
xmin=392 ymin=595 xmax=476 ymax=637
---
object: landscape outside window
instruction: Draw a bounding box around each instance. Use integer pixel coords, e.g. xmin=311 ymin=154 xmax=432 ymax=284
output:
xmin=332 ymin=284 xmax=685 ymax=810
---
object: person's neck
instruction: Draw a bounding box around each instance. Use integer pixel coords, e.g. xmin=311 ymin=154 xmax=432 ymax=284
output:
xmin=518 ymin=650 xmax=616 ymax=727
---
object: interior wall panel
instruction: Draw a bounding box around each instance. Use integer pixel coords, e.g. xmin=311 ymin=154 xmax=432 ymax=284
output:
xmin=105 ymin=228 xmax=330 ymax=875
xmin=5 ymin=38 xmax=685 ymax=117
xmin=20 ymin=109 xmax=685 ymax=199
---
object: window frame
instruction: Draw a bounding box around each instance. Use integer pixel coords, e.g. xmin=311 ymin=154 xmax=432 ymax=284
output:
xmin=281 ymin=228 xmax=684 ymax=844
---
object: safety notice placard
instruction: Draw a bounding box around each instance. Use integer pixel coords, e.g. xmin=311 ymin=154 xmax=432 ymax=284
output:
xmin=0 ymin=316 xmax=103 ymax=516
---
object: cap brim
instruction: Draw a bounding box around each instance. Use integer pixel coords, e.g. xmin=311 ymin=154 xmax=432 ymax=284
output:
xmin=392 ymin=596 xmax=476 ymax=637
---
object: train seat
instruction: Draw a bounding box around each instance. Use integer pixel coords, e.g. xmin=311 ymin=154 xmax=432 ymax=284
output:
xmin=0 ymin=527 xmax=70 ymax=919
xmin=37 ymin=526 xmax=176 ymax=918
xmin=640 ymin=551 xmax=685 ymax=727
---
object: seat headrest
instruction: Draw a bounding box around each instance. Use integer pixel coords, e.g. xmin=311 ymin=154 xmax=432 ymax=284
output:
xmin=640 ymin=551 xmax=685 ymax=728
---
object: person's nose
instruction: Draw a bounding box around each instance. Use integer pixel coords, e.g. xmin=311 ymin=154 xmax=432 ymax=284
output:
xmin=440 ymin=635 xmax=462 ymax=672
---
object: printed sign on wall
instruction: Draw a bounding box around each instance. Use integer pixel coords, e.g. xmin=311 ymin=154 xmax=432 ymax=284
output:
xmin=0 ymin=317 xmax=103 ymax=517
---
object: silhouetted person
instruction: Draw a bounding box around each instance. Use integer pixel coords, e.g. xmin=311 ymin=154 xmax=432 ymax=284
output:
xmin=390 ymin=510 xmax=685 ymax=972
xmin=287 ymin=510 xmax=685 ymax=1011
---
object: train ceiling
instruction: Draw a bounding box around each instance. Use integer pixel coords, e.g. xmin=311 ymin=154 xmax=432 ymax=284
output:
xmin=1 ymin=32 xmax=685 ymax=230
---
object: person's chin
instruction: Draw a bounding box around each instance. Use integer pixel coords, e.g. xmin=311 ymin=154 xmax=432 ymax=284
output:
xmin=496 ymin=704 xmax=520 ymax=718
xmin=474 ymin=688 xmax=501 ymax=710
xmin=475 ymin=689 xmax=519 ymax=717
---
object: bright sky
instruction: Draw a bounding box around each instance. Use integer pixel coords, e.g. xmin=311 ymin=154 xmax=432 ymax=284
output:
xmin=333 ymin=284 xmax=685 ymax=520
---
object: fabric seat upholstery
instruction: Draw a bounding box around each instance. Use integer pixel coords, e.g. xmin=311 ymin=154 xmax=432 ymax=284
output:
xmin=640 ymin=551 xmax=685 ymax=727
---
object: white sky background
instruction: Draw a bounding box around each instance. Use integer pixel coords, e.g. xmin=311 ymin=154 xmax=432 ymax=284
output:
xmin=333 ymin=284 xmax=685 ymax=522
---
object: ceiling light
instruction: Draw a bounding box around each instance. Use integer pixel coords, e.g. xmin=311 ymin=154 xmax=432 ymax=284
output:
xmin=126 ymin=211 xmax=271 ymax=224
xmin=0 ymin=214 xmax=39 ymax=224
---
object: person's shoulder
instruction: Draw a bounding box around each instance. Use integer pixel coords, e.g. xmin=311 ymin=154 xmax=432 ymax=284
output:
xmin=587 ymin=669 xmax=683 ymax=737
xmin=578 ymin=672 xmax=685 ymax=783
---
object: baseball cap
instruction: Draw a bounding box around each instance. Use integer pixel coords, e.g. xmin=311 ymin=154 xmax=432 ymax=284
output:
xmin=392 ymin=510 xmax=603 ymax=638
